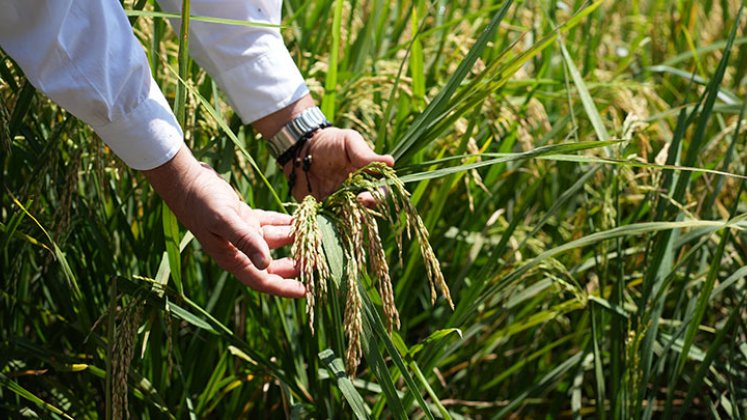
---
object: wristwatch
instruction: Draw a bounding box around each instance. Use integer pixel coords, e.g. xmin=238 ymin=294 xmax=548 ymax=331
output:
xmin=268 ymin=106 xmax=331 ymax=165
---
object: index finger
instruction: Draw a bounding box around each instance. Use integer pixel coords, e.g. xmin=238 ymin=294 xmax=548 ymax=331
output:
xmin=253 ymin=209 xmax=293 ymax=226
xmin=236 ymin=259 xmax=306 ymax=298
xmin=202 ymin=234 xmax=305 ymax=298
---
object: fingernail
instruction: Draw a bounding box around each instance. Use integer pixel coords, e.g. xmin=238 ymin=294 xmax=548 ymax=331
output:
xmin=252 ymin=252 xmax=269 ymax=269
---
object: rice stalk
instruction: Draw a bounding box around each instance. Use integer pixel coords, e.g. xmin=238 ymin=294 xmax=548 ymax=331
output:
xmin=342 ymin=243 xmax=363 ymax=376
xmin=290 ymin=196 xmax=329 ymax=334
xmin=111 ymin=298 xmax=144 ymax=420
xmin=292 ymin=162 xmax=452 ymax=375
xmin=364 ymin=215 xmax=400 ymax=332
xmin=336 ymin=191 xmax=367 ymax=271
xmin=0 ymin=94 xmax=10 ymax=154
xmin=335 ymin=191 xmax=367 ymax=374
xmin=338 ymin=162 xmax=454 ymax=309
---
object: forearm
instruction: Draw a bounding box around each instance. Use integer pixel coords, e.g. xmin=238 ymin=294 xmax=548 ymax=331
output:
xmin=156 ymin=0 xmax=310 ymax=125
xmin=141 ymin=144 xmax=201 ymax=215
xmin=142 ymin=144 xmax=304 ymax=296
xmin=252 ymin=94 xmax=316 ymax=138
xmin=0 ymin=0 xmax=183 ymax=170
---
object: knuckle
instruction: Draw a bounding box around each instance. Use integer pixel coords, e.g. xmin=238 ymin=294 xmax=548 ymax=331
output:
xmin=215 ymin=249 xmax=248 ymax=274
xmin=245 ymin=274 xmax=273 ymax=294
xmin=208 ymin=211 xmax=231 ymax=231
xmin=233 ymin=231 xmax=259 ymax=254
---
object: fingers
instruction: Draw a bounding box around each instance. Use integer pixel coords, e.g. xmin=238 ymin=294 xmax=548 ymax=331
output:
xmin=217 ymin=210 xmax=300 ymax=295
xmin=231 ymin=255 xmax=305 ymax=298
xmin=235 ymin=259 xmax=305 ymax=298
xmin=254 ymin=209 xmax=292 ymax=226
xmin=262 ymin=225 xmax=294 ymax=249
xmin=203 ymin=236 xmax=305 ymax=298
xmin=220 ymin=212 xmax=271 ymax=270
xmin=344 ymin=130 xmax=395 ymax=169
xmin=245 ymin=275 xmax=306 ymax=298
xmin=357 ymin=191 xmax=377 ymax=208
xmin=237 ymin=206 xmax=293 ymax=248
xmin=267 ymin=257 xmax=300 ymax=278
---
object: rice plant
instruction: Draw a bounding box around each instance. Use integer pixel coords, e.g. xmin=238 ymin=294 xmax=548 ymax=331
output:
xmin=293 ymin=163 xmax=453 ymax=375
xmin=2 ymin=0 xmax=747 ymax=418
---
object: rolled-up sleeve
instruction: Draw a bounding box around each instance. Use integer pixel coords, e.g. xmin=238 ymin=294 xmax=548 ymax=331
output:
xmin=157 ymin=0 xmax=310 ymax=124
xmin=0 ymin=0 xmax=183 ymax=170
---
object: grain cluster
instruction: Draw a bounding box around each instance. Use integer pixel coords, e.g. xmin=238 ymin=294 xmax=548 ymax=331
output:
xmin=292 ymin=163 xmax=453 ymax=375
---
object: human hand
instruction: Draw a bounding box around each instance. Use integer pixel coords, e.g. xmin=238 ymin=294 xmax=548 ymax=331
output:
xmin=283 ymin=127 xmax=395 ymax=204
xmin=143 ymin=145 xmax=305 ymax=298
xmin=251 ymin=95 xmax=394 ymax=204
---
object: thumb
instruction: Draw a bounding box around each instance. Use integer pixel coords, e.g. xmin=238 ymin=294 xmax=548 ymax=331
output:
xmin=221 ymin=212 xmax=271 ymax=270
xmin=345 ymin=131 xmax=395 ymax=169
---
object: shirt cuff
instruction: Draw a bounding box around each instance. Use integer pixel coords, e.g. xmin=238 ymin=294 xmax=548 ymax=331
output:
xmin=91 ymin=78 xmax=184 ymax=170
xmin=214 ymin=40 xmax=310 ymax=124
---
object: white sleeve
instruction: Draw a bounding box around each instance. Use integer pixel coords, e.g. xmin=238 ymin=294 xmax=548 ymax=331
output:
xmin=156 ymin=0 xmax=310 ymax=124
xmin=0 ymin=0 xmax=183 ymax=170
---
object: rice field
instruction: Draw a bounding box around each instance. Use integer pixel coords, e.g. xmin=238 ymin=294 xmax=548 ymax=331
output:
xmin=2 ymin=0 xmax=747 ymax=418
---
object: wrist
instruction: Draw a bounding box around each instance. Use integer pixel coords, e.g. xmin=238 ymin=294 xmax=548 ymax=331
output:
xmin=142 ymin=144 xmax=203 ymax=212
xmin=274 ymin=108 xmax=331 ymax=165
xmin=252 ymin=94 xmax=316 ymax=139
xmin=280 ymin=134 xmax=315 ymax=175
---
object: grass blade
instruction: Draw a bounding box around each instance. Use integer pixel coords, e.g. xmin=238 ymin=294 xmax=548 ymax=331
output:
xmin=360 ymin=318 xmax=408 ymax=419
xmin=0 ymin=374 xmax=74 ymax=419
xmin=398 ymin=140 xmax=620 ymax=183
xmin=319 ymin=349 xmax=371 ymax=419
xmin=409 ymin=0 xmax=426 ymax=110
xmin=360 ymin=289 xmax=435 ymax=419
xmin=677 ymin=296 xmax=744 ymax=417
xmin=124 ymin=10 xmax=284 ymax=28
xmin=391 ymin=0 xmax=513 ymax=162
xmin=559 ymin=41 xmax=609 ymax=143
xmin=321 ymin=0 xmax=344 ymax=120
xmin=164 ymin=64 xmax=285 ymax=209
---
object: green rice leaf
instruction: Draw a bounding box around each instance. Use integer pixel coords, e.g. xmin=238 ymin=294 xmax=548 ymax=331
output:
xmin=167 ymin=300 xmax=216 ymax=333
xmin=0 ymin=374 xmax=74 ymax=420
xmin=162 ymin=204 xmax=183 ymax=294
xmin=361 ymin=289 xmax=435 ymax=419
xmin=360 ymin=318 xmax=408 ymax=419
xmin=319 ymin=349 xmax=371 ymax=419
xmin=124 ymin=10 xmax=284 ymax=28
xmin=391 ymin=0 xmax=513 ymax=162
xmin=559 ymin=41 xmax=609 ymax=143
xmin=319 ymin=214 xmax=344 ymax=288
xmin=398 ymin=140 xmax=620 ymax=183
xmin=164 ymin=64 xmax=285 ymax=210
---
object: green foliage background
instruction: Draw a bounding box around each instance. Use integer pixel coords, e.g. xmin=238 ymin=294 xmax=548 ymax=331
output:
xmin=2 ymin=0 xmax=747 ymax=418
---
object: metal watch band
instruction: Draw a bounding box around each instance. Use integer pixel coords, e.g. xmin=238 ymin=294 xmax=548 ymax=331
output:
xmin=267 ymin=106 xmax=330 ymax=160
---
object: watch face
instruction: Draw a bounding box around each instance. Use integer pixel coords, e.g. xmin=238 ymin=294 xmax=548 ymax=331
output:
xmin=270 ymin=107 xmax=330 ymax=160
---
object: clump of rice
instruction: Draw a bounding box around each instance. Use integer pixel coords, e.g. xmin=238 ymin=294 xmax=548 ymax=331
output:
xmin=292 ymin=162 xmax=453 ymax=375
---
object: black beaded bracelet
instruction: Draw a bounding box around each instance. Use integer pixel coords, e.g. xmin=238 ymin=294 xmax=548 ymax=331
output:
xmin=276 ymin=122 xmax=332 ymax=166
